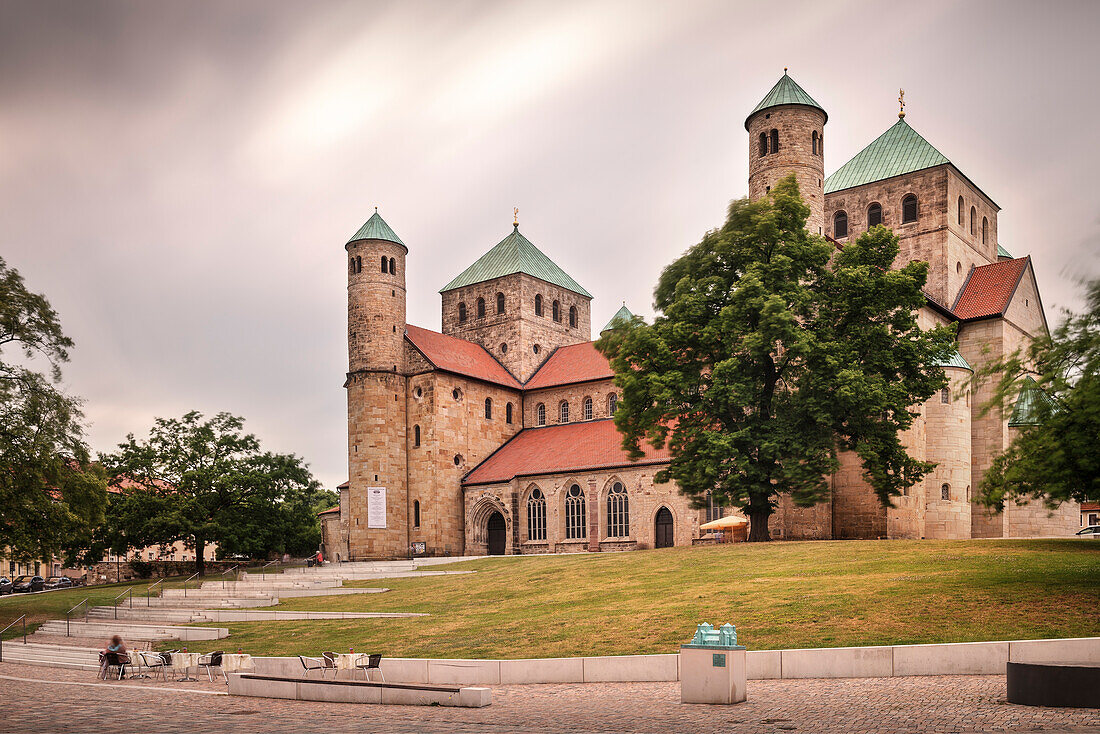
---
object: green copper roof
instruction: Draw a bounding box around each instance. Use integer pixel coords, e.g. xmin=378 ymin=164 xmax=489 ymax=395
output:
xmin=997 ymin=244 xmax=1013 ymax=259
xmin=936 ymin=350 xmax=972 ymax=371
xmin=441 ymin=225 xmax=592 ymax=298
xmin=824 ymin=119 xmax=950 ymax=194
xmin=745 ymin=71 xmax=827 ymax=129
xmin=1009 ymin=376 xmax=1056 ymax=427
xmin=601 ymin=304 xmax=635 ymax=333
xmin=348 ymin=210 xmax=404 ymax=247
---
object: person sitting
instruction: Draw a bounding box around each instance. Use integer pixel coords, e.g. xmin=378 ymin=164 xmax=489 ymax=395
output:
xmin=101 ymin=635 xmax=130 ymax=679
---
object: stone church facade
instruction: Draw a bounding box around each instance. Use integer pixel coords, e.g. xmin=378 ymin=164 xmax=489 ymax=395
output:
xmin=333 ymin=73 xmax=1078 ymax=560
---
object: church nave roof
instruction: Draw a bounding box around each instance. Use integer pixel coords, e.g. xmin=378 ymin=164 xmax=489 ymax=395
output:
xmin=405 ymin=324 xmax=522 ymax=389
xmin=951 ymin=256 xmax=1031 ymax=321
xmin=524 ymin=341 xmax=614 ymax=390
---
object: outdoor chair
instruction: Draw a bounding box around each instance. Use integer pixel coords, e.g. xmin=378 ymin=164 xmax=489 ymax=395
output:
xmin=321 ymin=651 xmax=339 ymax=679
xmin=299 ymin=655 xmax=325 ymax=678
xmin=99 ymin=651 xmax=130 ymax=680
xmin=197 ymin=650 xmax=224 ymax=682
xmin=354 ymin=653 xmax=384 ymax=682
xmin=138 ymin=651 xmax=168 ymax=682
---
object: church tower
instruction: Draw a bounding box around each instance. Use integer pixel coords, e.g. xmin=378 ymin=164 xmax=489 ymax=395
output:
xmin=745 ymin=70 xmax=828 ymax=234
xmin=345 ymin=210 xmax=409 ymax=559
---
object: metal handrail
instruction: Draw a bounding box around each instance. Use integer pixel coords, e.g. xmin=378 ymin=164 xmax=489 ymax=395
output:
xmin=0 ymin=615 xmax=27 ymax=662
xmin=260 ymin=560 xmax=279 ymax=580
xmin=66 ymin=598 xmax=89 ymax=637
xmin=181 ymin=572 xmax=200 ymax=597
xmin=146 ymin=578 xmax=164 ymax=607
xmin=111 ymin=586 xmax=134 ymax=620
xmin=221 ymin=565 xmax=239 ymax=589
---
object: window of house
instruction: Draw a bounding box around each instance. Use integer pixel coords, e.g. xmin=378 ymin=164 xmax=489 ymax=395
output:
xmin=534 ymin=294 xmax=543 ymax=316
xmin=536 ymin=403 xmax=546 ymax=426
xmin=569 ymin=306 xmax=577 ymax=328
xmin=970 ymin=206 xmax=976 ymax=235
xmin=759 ymin=132 xmax=767 ymax=157
xmin=477 ymin=297 xmax=486 ymax=318
xmin=458 ymin=302 xmax=467 ymax=323
xmin=413 ymin=500 xmax=421 ymax=528
xmin=770 ymin=128 xmax=779 ymax=153
xmin=414 ymin=425 xmax=420 ymax=447
xmin=506 ymin=403 xmax=513 ymax=424
xmin=559 ymin=401 xmax=570 ymax=423
xmin=941 ymin=387 xmax=950 ymax=404
xmin=833 ymin=210 xmax=848 ymax=239
xmin=941 ymin=483 xmax=950 ymax=501
xmin=705 ymin=490 xmax=724 ymax=524
xmin=958 ymin=196 xmax=964 ymax=225
xmin=552 ymin=300 xmax=560 ymax=322
xmin=496 ymin=292 xmax=505 ymax=314
xmin=608 ymin=393 xmax=618 ymax=415
xmin=583 ymin=397 xmax=593 ymax=421
xmin=485 ymin=398 xmax=492 ymax=419
xmin=867 ymin=202 xmax=882 ymax=227
xmin=982 ymin=217 xmax=988 ymax=245
xmin=607 ymin=482 xmax=630 ymax=538
xmin=902 ymin=194 xmax=918 ymax=223
xmin=565 ymin=484 xmax=586 ymax=539
xmin=527 ymin=488 xmax=547 ymax=541
xmin=812 ymin=130 xmax=818 ymax=156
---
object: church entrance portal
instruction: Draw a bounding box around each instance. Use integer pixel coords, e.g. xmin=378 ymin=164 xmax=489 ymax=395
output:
xmin=655 ymin=507 xmax=674 ymax=548
xmin=487 ymin=512 xmax=506 ymax=555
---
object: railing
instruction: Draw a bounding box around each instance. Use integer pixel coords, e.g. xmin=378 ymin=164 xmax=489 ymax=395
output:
xmin=221 ymin=565 xmax=240 ymax=589
xmin=0 ymin=615 xmax=27 ymax=662
xmin=260 ymin=560 xmax=279 ymax=580
xmin=145 ymin=578 xmax=164 ymax=606
xmin=111 ymin=587 xmax=134 ymax=620
xmin=66 ymin=598 xmax=89 ymax=637
xmin=180 ymin=572 xmax=200 ymax=597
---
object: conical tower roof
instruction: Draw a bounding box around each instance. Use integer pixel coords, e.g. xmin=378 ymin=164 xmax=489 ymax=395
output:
xmin=347 ymin=209 xmax=405 ymax=248
xmin=824 ymin=119 xmax=949 ymax=194
xmin=601 ymin=304 xmax=636 ymax=334
xmin=745 ymin=71 xmax=827 ymax=129
xmin=440 ymin=224 xmax=591 ymax=298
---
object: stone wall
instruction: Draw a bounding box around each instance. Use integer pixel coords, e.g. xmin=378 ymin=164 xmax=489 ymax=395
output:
xmin=922 ymin=366 xmax=973 ymax=539
xmin=84 ymin=560 xmax=243 ymax=585
xmin=524 ymin=379 xmax=619 ymax=426
xmin=347 ymin=238 xmax=407 ymax=373
xmin=747 ymin=104 xmax=827 ymax=234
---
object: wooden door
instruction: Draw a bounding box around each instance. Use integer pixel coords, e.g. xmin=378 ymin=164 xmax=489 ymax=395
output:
xmin=487 ymin=512 xmax=507 ymax=555
xmin=655 ymin=507 xmax=674 ymax=548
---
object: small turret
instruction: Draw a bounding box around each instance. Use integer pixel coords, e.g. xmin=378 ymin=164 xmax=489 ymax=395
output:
xmin=346 ymin=209 xmax=407 ymax=374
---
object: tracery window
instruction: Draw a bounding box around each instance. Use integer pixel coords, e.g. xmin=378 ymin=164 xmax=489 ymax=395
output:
xmin=833 ymin=210 xmax=848 ymax=239
xmin=941 ymin=483 xmax=950 ymax=501
xmin=705 ymin=490 xmax=724 ymax=524
xmin=536 ymin=403 xmax=546 ymax=426
xmin=583 ymin=397 xmax=593 ymax=421
xmin=867 ymin=202 xmax=882 ymax=228
xmin=527 ymin=488 xmax=547 ymax=541
xmin=559 ymin=401 xmax=570 ymax=424
xmin=607 ymin=482 xmax=629 ymax=538
xmin=608 ymin=393 xmax=618 ymax=415
xmin=565 ymin=484 xmax=586 ymax=539
xmin=941 ymin=387 xmax=950 ymax=404
xmin=902 ymin=194 xmax=918 ymax=223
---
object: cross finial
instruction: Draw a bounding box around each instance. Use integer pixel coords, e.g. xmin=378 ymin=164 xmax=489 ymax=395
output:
xmin=898 ymin=88 xmax=906 ymax=119
xmin=513 ymin=207 xmax=519 ymax=227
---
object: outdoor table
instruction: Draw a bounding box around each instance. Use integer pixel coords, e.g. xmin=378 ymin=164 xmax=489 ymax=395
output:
xmin=220 ymin=654 xmax=254 ymax=674
xmin=169 ymin=652 xmax=201 ymax=682
xmin=333 ymin=653 xmax=366 ymax=678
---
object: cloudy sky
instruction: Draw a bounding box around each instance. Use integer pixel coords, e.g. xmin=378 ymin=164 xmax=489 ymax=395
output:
xmin=2 ymin=0 xmax=1098 ymax=490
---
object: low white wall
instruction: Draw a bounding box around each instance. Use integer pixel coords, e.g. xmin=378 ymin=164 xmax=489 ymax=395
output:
xmin=247 ymin=637 xmax=1100 ymax=685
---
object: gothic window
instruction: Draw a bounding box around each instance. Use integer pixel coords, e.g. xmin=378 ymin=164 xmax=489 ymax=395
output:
xmin=477 ymin=297 xmax=486 ymax=318
xmin=484 ymin=397 xmax=492 ymax=419
xmin=413 ymin=500 xmax=421 ymax=528
xmin=902 ymin=194 xmax=918 ymax=223
xmin=833 ymin=210 xmax=848 ymax=239
xmin=958 ymin=196 xmax=964 ymax=225
xmin=496 ymin=292 xmax=505 ymax=314
xmin=535 ymin=294 xmax=543 ymax=316
xmin=770 ymin=128 xmax=779 ymax=154
xmin=536 ymin=403 xmax=546 ymax=426
xmin=389 ymin=258 xmax=396 ymax=275
xmin=941 ymin=387 xmax=950 ymax=404
xmin=982 ymin=217 xmax=988 ymax=245
xmin=758 ymin=132 xmax=767 ymax=157
xmin=867 ymin=202 xmax=882 ymax=228
xmin=941 ymin=483 xmax=950 ymax=501
xmin=607 ymin=482 xmax=629 ymax=538
xmin=705 ymin=490 xmax=724 ymax=524
xmin=527 ymin=488 xmax=547 ymax=541
xmin=812 ymin=130 xmax=818 ymax=155
xmin=506 ymin=402 xmax=513 ymax=424
xmin=569 ymin=306 xmax=577 ymax=328
xmin=565 ymin=484 xmax=586 ymax=539
xmin=559 ymin=401 xmax=570 ymax=423
xmin=458 ymin=302 xmax=467 ymax=323
xmin=413 ymin=425 xmax=420 ymax=447
xmin=970 ymin=206 xmax=976 ymax=235
xmin=583 ymin=397 xmax=593 ymax=421
xmin=608 ymin=393 xmax=618 ymax=415
xmin=552 ymin=300 xmax=561 ymax=322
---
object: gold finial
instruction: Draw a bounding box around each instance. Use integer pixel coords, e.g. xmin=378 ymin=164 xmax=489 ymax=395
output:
xmin=898 ymin=88 xmax=906 ymax=119
xmin=374 ymin=206 xmax=378 ymax=212
xmin=783 ymin=67 xmax=788 ymax=74
xmin=513 ymin=207 xmax=519 ymax=227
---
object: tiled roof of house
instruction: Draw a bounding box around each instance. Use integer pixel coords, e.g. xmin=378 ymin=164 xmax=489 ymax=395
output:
xmin=463 ymin=419 xmax=670 ymax=485
xmin=317 ymin=506 xmax=340 ymax=516
xmin=405 ymin=324 xmax=521 ymax=389
xmin=824 ymin=119 xmax=949 ymax=194
xmin=1082 ymin=501 xmax=1100 ymax=512
xmin=951 ymin=257 xmax=1030 ymax=320
xmin=600 ymin=304 xmax=635 ymax=334
xmin=1009 ymin=376 xmax=1056 ymax=427
xmin=745 ymin=71 xmax=827 ymax=129
xmin=524 ymin=341 xmax=614 ymax=390
xmin=348 ymin=210 xmax=404 ymax=247
xmin=440 ymin=224 xmax=592 ymax=298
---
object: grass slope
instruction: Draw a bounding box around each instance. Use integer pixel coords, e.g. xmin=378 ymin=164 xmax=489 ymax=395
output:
xmin=180 ymin=539 xmax=1099 ymax=659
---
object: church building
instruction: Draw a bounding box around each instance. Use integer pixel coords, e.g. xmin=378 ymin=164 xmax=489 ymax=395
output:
xmin=329 ymin=72 xmax=1079 ymax=560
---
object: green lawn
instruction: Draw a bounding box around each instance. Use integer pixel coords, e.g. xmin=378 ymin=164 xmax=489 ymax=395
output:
xmin=167 ymin=539 xmax=1099 ymax=659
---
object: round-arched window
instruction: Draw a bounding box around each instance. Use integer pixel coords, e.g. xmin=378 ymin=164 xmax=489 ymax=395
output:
xmin=833 ymin=210 xmax=848 ymax=239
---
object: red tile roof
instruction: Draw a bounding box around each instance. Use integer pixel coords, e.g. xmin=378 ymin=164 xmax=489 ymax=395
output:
xmin=952 ymin=257 xmax=1030 ymax=320
xmin=525 ymin=341 xmax=614 ymax=389
xmin=1082 ymin=502 xmax=1100 ymax=512
xmin=463 ymin=419 xmax=670 ymax=485
xmin=405 ymin=324 xmax=521 ymax=389
xmin=317 ymin=506 xmax=340 ymax=516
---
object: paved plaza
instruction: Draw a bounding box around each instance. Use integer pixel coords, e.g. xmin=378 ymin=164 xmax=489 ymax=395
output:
xmin=1 ymin=663 xmax=1098 ymax=734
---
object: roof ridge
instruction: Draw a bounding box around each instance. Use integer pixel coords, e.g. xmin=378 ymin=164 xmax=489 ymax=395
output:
xmin=440 ymin=226 xmax=592 ymax=298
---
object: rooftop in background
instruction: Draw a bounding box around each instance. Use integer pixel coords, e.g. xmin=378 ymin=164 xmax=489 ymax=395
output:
xmin=952 ymin=256 xmax=1030 ymax=321
xmin=600 ymin=304 xmax=635 ymax=334
xmin=745 ymin=70 xmax=827 ymax=129
xmin=440 ymin=224 xmax=592 ymax=298
xmin=525 ymin=341 xmax=614 ymax=390
xmin=997 ymin=244 xmax=1013 ymax=259
xmin=936 ymin=350 xmax=973 ymax=371
xmin=405 ymin=324 xmax=522 ymax=389
xmin=463 ymin=419 xmax=669 ymax=485
xmin=824 ymin=119 xmax=948 ymax=194
xmin=1009 ymin=376 xmax=1056 ymax=427
xmin=347 ymin=209 xmax=405 ymax=247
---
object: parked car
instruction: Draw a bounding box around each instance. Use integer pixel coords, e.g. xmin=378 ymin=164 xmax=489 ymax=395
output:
xmin=0 ymin=578 xmax=11 ymax=595
xmin=43 ymin=576 xmax=73 ymax=590
xmin=1075 ymin=525 xmax=1100 ymax=537
xmin=12 ymin=575 xmax=44 ymax=593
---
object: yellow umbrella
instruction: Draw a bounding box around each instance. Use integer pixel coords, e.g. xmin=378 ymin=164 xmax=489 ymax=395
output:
xmin=699 ymin=515 xmax=749 ymax=531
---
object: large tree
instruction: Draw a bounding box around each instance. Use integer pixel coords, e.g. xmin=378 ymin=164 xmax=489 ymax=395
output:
xmin=597 ymin=176 xmax=955 ymax=540
xmin=100 ymin=411 xmax=323 ymax=573
xmin=976 ymin=277 xmax=1100 ymax=508
xmin=0 ymin=256 xmax=107 ymax=563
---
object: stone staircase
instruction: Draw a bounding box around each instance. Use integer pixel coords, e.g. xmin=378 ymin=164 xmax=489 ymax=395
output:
xmin=35 ymin=619 xmax=229 ymax=641
xmin=0 ymin=641 xmax=102 ymax=671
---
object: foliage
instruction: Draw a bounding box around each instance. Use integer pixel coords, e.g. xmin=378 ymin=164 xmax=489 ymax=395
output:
xmin=976 ymin=277 xmax=1100 ymax=507
xmin=0 ymin=256 xmax=108 ymax=563
xmin=128 ymin=558 xmax=155 ymax=579
xmin=99 ymin=411 xmax=324 ymax=573
xmin=597 ymin=176 xmax=955 ymax=540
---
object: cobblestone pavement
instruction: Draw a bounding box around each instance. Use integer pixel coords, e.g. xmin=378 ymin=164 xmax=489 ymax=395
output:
xmin=1 ymin=662 xmax=1098 ymax=734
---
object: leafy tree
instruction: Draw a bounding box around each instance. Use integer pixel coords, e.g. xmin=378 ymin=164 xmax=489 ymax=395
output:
xmin=976 ymin=277 xmax=1100 ymax=508
xmin=100 ymin=411 xmax=322 ymax=574
xmin=0 ymin=256 xmax=107 ymax=563
xmin=597 ymin=176 xmax=955 ymax=540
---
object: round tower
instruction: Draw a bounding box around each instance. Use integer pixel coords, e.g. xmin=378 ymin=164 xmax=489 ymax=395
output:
xmin=745 ymin=70 xmax=827 ymax=234
xmin=346 ymin=208 xmax=407 ymax=374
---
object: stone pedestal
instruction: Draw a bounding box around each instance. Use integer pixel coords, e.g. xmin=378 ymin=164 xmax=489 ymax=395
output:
xmin=680 ymin=645 xmax=747 ymax=704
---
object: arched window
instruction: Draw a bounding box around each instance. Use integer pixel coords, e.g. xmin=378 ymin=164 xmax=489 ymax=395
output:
xmin=608 ymin=393 xmax=618 ymax=415
xmin=569 ymin=306 xmax=577 ymax=328
xmin=496 ymin=292 xmax=505 ymax=314
xmin=413 ymin=425 xmax=421 ymax=447
xmin=506 ymin=402 xmax=513 ymax=424
xmin=941 ymin=387 xmax=950 ymax=404
xmin=559 ymin=401 xmax=570 ymax=423
xmin=941 ymin=483 xmax=950 ymax=501
xmin=705 ymin=490 xmax=724 ymax=523
xmin=565 ymin=484 xmax=586 ymax=539
xmin=477 ymin=297 xmax=486 ymax=318
xmin=583 ymin=397 xmax=593 ymax=421
xmin=607 ymin=482 xmax=629 ymax=537
xmin=833 ymin=210 xmax=848 ymax=239
xmin=970 ymin=206 xmax=976 ymax=235
xmin=458 ymin=302 xmax=467 ymax=323
xmin=484 ymin=397 xmax=492 ymax=419
xmin=552 ymin=300 xmax=560 ymax=322
xmin=381 ymin=256 xmax=388 ymax=273
xmin=758 ymin=132 xmax=767 ymax=157
xmin=536 ymin=403 xmax=546 ymax=426
xmin=527 ymin=488 xmax=546 ymax=541
xmin=982 ymin=217 xmax=988 ymax=245
xmin=812 ymin=130 xmax=819 ymax=156
xmin=389 ymin=258 xmax=396 ymax=275
xmin=534 ymin=294 xmax=543 ymax=316
xmin=413 ymin=500 xmax=421 ymax=528
xmin=770 ymin=128 xmax=779 ymax=154
xmin=902 ymin=194 xmax=918 ymax=223
xmin=958 ymin=196 xmax=964 ymax=225
xmin=867 ymin=202 xmax=882 ymax=228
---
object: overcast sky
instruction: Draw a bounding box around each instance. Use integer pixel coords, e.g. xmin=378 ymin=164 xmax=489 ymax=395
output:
xmin=2 ymin=0 xmax=1098 ymax=490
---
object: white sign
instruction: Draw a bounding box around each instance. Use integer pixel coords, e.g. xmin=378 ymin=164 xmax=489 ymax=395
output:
xmin=367 ymin=487 xmax=387 ymax=529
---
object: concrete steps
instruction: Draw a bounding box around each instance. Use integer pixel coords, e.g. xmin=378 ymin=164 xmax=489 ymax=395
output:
xmin=0 ymin=642 xmax=102 ymax=671
xmin=201 ymin=579 xmax=341 ymax=591
xmin=161 ymin=588 xmax=279 ymax=599
xmin=36 ymin=620 xmax=229 ymax=641
xmin=136 ymin=596 xmax=275 ymax=609
xmin=88 ymin=607 xmax=215 ymax=624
